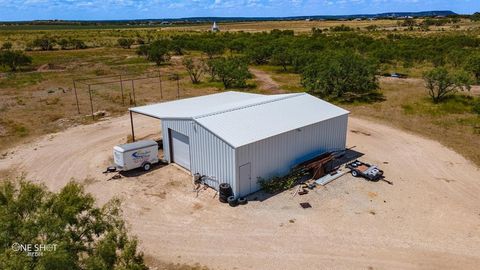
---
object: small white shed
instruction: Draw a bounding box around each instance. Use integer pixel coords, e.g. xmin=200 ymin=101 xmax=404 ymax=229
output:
xmin=130 ymin=92 xmax=349 ymax=197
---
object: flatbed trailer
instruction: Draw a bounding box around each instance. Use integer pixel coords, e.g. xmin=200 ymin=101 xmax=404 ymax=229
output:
xmin=346 ymin=160 xmax=384 ymax=181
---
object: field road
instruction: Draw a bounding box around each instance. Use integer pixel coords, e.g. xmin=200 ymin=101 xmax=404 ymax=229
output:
xmin=249 ymin=68 xmax=286 ymax=94
xmin=1 ymin=113 xmax=480 ymax=269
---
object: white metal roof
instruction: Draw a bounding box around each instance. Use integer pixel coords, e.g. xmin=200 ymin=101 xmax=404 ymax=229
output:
xmin=196 ymin=93 xmax=349 ymax=147
xmin=130 ymin=91 xmax=349 ymax=148
xmin=129 ymin=91 xmax=265 ymax=119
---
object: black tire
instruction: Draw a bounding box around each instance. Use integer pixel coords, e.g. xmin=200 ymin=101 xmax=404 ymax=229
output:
xmin=219 ymin=193 xmax=229 ymax=203
xmin=219 ymin=183 xmax=231 ymax=191
xmin=142 ymin=162 xmax=152 ymax=171
xmin=219 ymin=183 xmax=233 ymax=199
xmin=227 ymin=196 xmax=238 ymax=207
xmin=238 ymin=197 xmax=247 ymax=205
xmin=351 ymin=170 xmax=358 ymax=177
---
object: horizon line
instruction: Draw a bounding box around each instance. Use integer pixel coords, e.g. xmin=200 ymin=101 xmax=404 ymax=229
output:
xmin=0 ymin=10 xmax=466 ymax=23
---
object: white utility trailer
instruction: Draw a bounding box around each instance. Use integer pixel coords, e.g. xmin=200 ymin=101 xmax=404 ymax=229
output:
xmin=113 ymin=140 xmax=159 ymax=171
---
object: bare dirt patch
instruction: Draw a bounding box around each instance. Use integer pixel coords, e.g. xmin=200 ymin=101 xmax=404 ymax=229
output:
xmin=1 ymin=113 xmax=479 ymax=269
xmin=250 ymin=68 xmax=286 ymax=94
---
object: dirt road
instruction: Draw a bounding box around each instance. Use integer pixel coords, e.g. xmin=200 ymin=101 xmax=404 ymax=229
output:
xmin=250 ymin=68 xmax=286 ymax=94
xmin=1 ymin=114 xmax=479 ymax=269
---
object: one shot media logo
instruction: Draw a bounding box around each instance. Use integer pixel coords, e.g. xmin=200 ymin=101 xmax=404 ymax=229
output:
xmin=11 ymin=242 xmax=58 ymax=257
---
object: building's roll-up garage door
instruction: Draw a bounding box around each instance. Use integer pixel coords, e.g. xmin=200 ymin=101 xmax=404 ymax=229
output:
xmin=170 ymin=130 xmax=191 ymax=170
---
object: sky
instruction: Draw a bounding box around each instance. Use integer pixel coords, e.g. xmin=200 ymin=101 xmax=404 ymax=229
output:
xmin=0 ymin=0 xmax=479 ymax=21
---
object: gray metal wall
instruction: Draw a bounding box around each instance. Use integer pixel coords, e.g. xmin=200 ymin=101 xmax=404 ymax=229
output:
xmin=235 ymin=114 xmax=348 ymax=196
xmin=161 ymin=119 xmax=237 ymax=194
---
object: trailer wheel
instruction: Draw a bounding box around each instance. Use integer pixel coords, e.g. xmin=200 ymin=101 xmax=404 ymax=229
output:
xmin=351 ymin=170 xmax=358 ymax=177
xmin=142 ymin=162 xmax=152 ymax=171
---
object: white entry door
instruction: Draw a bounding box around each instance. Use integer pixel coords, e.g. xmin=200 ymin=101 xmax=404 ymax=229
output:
xmin=170 ymin=130 xmax=190 ymax=170
xmin=239 ymin=163 xmax=251 ymax=196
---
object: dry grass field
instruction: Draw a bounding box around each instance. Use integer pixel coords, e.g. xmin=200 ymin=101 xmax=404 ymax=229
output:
xmin=0 ymin=48 xmax=222 ymax=153
xmin=2 ymin=18 xmax=480 ymax=50
xmin=163 ymin=18 xmax=480 ymax=33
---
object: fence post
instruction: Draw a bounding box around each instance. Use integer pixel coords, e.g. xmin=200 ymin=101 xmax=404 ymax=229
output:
xmin=88 ymin=84 xmax=94 ymax=120
xmin=176 ymin=74 xmax=180 ymax=99
xmin=120 ymin=75 xmax=125 ymax=105
xmin=158 ymin=70 xmax=163 ymax=99
xmin=130 ymin=111 xmax=135 ymax=142
xmin=73 ymin=80 xmax=80 ymax=114
xmin=131 ymin=80 xmax=136 ymax=106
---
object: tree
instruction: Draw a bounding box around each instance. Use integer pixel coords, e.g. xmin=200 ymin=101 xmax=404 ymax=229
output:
xmin=0 ymin=50 xmax=32 ymax=71
xmin=465 ymin=53 xmax=480 ymax=83
xmin=117 ymin=38 xmax=134 ymax=49
xmin=182 ymin=57 xmax=205 ymax=84
xmin=0 ymin=180 xmax=148 ymax=270
xmin=400 ymin=18 xmax=417 ymax=27
xmin=423 ymin=67 xmax=472 ymax=103
xmin=71 ymin=39 xmax=87 ymax=50
xmin=137 ymin=40 xmax=171 ymax=66
xmin=227 ymin=38 xmax=247 ymax=53
xmin=210 ymin=57 xmax=251 ymax=89
xmin=1 ymin=42 xmax=12 ymax=50
xmin=270 ymin=41 xmax=292 ymax=71
xmin=301 ymin=51 xmax=379 ymax=99
xmin=201 ymin=39 xmax=225 ymax=59
xmin=246 ymin=44 xmax=271 ymax=65
xmin=31 ymin=37 xmax=56 ymax=51
xmin=59 ymin=39 xmax=87 ymax=50
xmin=170 ymin=36 xmax=187 ymax=55
xmin=471 ymin=12 xmax=480 ymax=22
xmin=330 ymin=25 xmax=354 ymax=32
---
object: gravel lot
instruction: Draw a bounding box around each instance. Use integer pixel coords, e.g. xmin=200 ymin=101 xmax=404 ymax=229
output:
xmin=1 ymin=114 xmax=479 ymax=270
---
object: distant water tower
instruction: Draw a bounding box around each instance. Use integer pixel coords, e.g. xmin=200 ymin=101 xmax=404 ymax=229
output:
xmin=211 ymin=21 xmax=220 ymax=32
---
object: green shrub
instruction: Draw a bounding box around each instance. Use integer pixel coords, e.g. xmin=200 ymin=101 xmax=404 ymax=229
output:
xmin=301 ymin=50 xmax=379 ymax=100
xmin=0 ymin=180 xmax=148 ymax=270
xmin=210 ymin=57 xmax=251 ymax=89
xmin=0 ymin=50 xmax=32 ymax=71
xmin=257 ymin=170 xmax=308 ymax=194
xmin=31 ymin=36 xmax=56 ymax=51
xmin=473 ymin=99 xmax=480 ymax=115
xmin=117 ymin=38 xmax=134 ymax=49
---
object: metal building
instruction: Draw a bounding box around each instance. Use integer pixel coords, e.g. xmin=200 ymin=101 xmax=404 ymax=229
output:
xmin=130 ymin=91 xmax=349 ymax=197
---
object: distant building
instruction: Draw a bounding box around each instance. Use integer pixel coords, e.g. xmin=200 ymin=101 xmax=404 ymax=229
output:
xmin=211 ymin=21 xmax=220 ymax=32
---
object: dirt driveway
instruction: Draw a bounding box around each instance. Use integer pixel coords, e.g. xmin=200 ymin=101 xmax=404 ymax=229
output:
xmin=1 ymin=114 xmax=479 ymax=270
xmin=250 ymin=68 xmax=286 ymax=94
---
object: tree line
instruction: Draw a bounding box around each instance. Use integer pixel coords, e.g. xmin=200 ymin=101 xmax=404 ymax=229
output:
xmin=129 ymin=30 xmax=480 ymax=103
xmin=3 ymin=29 xmax=480 ymax=104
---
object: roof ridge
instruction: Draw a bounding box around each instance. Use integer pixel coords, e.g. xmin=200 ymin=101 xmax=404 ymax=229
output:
xmin=194 ymin=93 xmax=305 ymax=120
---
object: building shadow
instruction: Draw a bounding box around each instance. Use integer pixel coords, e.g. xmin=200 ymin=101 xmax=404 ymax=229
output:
xmin=116 ymin=160 xmax=169 ymax=178
xmin=246 ymin=148 xmax=364 ymax=202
